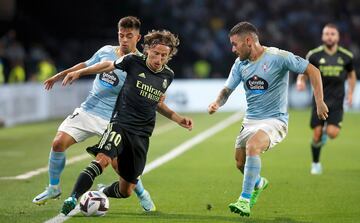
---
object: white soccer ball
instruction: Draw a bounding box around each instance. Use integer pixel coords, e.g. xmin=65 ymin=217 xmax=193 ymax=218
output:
xmin=79 ymin=191 xmax=109 ymax=217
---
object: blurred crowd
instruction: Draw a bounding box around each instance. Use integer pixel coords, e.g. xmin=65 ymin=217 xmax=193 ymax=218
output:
xmin=0 ymin=0 xmax=359 ymax=84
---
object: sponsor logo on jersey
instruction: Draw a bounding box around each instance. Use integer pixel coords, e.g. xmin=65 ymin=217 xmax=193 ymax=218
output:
xmin=99 ymin=71 xmax=119 ymax=88
xmin=246 ymin=75 xmax=268 ymax=94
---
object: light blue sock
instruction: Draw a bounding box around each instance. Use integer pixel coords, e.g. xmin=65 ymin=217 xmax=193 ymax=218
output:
xmin=240 ymin=155 xmax=261 ymax=199
xmin=134 ymin=178 xmax=145 ymax=197
xmin=254 ymin=174 xmax=262 ymax=188
xmin=48 ymin=150 xmax=66 ymax=186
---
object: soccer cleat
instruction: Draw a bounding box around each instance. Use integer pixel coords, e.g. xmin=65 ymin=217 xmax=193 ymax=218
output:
xmin=32 ymin=185 xmax=61 ymax=205
xmin=229 ymin=198 xmax=250 ymax=217
xmin=138 ymin=190 xmax=156 ymax=212
xmin=97 ymin=183 xmax=106 ymax=193
xmin=250 ymin=177 xmax=269 ymax=208
xmin=311 ymin=162 xmax=322 ymax=175
xmin=61 ymin=196 xmax=77 ymax=215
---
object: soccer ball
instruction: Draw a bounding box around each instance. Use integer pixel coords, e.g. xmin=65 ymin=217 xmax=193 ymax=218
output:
xmin=79 ymin=191 xmax=109 ymax=217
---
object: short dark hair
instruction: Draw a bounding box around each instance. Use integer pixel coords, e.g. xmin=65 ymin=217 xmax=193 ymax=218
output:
xmin=324 ymin=23 xmax=339 ymax=32
xmin=143 ymin=29 xmax=180 ymax=59
xmin=229 ymin=21 xmax=259 ymax=37
xmin=118 ymin=16 xmax=141 ymax=30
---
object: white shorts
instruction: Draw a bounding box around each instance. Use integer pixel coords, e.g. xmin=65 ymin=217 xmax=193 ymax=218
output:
xmin=58 ymin=108 xmax=109 ymax=142
xmin=235 ymin=118 xmax=288 ymax=150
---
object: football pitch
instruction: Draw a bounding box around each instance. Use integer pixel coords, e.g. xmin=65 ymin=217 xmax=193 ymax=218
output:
xmin=0 ymin=110 xmax=359 ymax=223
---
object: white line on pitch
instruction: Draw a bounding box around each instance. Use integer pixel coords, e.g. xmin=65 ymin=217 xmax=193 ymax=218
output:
xmin=0 ymin=121 xmax=178 ymax=181
xmin=44 ymin=112 xmax=243 ymax=223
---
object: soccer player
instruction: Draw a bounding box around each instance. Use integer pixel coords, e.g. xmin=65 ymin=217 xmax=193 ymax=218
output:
xmin=296 ymin=23 xmax=357 ymax=175
xmin=208 ymin=22 xmax=328 ymax=217
xmin=59 ymin=29 xmax=193 ymax=215
xmin=32 ymin=16 xmax=157 ymax=211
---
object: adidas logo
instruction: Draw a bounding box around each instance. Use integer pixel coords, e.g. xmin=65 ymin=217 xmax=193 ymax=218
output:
xmin=138 ymin=73 xmax=146 ymax=78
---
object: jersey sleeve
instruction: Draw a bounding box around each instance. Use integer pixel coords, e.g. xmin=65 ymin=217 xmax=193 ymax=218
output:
xmin=283 ymin=50 xmax=309 ymax=74
xmin=345 ymin=56 xmax=355 ymax=72
xmin=114 ymin=54 xmax=131 ymax=71
xmin=84 ymin=45 xmax=111 ymax=67
xmin=224 ymin=60 xmax=242 ymax=90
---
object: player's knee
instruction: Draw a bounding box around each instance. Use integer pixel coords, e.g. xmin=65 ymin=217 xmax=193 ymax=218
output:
xmin=95 ymin=153 xmax=111 ymax=170
xmin=327 ymin=130 xmax=339 ymax=139
xmin=245 ymin=142 xmax=261 ymax=156
xmin=52 ymin=139 xmax=67 ymax=152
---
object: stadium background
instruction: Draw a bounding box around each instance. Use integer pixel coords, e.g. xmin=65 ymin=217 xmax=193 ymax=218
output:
xmin=0 ymin=1 xmax=360 ymax=223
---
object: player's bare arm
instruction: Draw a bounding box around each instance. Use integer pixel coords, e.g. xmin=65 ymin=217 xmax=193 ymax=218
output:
xmin=157 ymin=102 xmax=193 ymax=130
xmin=44 ymin=62 xmax=87 ymax=90
xmin=346 ymin=70 xmax=357 ymax=106
xmin=303 ymin=63 xmax=329 ymax=120
xmin=208 ymin=87 xmax=233 ymax=115
xmin=62 ymin=61 xmax=115 ymax=86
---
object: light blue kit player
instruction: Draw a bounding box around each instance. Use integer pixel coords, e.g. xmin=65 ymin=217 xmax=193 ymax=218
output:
xmin=33 ymin=16 xmax=156 ymax=211
xmin=208 ymin=22 xmax=328 ymax=217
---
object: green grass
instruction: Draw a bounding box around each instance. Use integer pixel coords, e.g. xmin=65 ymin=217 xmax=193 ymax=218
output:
xmin=0 ymin=110 xmax=359 ymax=223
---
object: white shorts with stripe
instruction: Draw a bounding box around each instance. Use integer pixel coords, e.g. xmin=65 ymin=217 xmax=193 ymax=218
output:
xmin=58 ymin=108 xmax=109 ymax=142
xmin=235 ymin=118 xmax=288 ymax=150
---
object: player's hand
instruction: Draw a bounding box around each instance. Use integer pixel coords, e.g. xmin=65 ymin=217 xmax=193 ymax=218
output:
xmin=44 ymin=73 xmax=64 ymax=90
xmin=178 ymin=117 xmax=193 ymax=131
xmin=346 ymin=93 xmax=353 ymax=107
xmin=159 ymin=94 xmax=166 ymax=104
xmin=208 ymin=102 xmax=219 ymax=115
xmin=316 ymin=100 xmax=329 ymax=120
xmin=62 ymin=71 xmax=81 ymax=86
xmin=296 ymin=79 xmax=306 ymax=91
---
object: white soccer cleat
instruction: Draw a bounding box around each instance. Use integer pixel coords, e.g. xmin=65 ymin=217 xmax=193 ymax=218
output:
xmin=138 ymin=190 xmax=156 ymax=212
xmin=32 ymin=185 xmax=61 ymax=205
xmin=311 ymin=162 xmax=323 ymax=175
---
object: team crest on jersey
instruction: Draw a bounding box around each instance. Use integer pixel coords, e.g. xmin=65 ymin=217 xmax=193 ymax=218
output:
xmin=246 ymin=75 xmax=268 ymax=94
xmin=162 ymin=79 xmax=168 ymax=89
xmin=99 ymin=71 xmax=119 ymax=88
xmin=337 ymin=57 xmax=344 ymax=65
xmin=319 ymin=58 xmax=326 ymax=64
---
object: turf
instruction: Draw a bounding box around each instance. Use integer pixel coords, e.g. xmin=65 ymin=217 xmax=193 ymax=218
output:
xmin=0 ymin=110 xmax=359 ymax=223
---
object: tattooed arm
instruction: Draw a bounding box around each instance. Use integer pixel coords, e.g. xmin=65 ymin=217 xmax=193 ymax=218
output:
xmin=208 ymin=87 xmax=233 ymax=114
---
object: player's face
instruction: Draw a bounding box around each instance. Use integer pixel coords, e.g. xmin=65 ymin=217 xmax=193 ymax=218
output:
xmin=118 ymin=28 xmax=141 ymax=54
xmin=230 ymin=34 xmax=251 ymax=60
xmin=146 ymin=44 xmax=171 ymax=71
xmin=322 ymin=27 xmax=339 ymax=48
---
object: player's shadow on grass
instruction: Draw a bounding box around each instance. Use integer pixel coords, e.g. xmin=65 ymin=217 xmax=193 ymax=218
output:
xmin=103 ymin=211 xmax=313 ymax=223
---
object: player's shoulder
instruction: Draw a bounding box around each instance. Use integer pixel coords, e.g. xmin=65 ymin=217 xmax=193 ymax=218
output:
xmin=338 ymin=46 xmax=354 ymax=59
xmin=306 ymin=45 xmax=325 ymax=58
xmin=163 ymin=65 xmax=175 ymax=78
xmin=265 ymin=46 xmax=290 ymax=58
xmin=98 ymin=45 xmax=117 ymax=53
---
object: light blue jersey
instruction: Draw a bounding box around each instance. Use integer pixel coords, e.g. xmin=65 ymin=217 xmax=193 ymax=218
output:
xmin=81 ymin=45 xmax=134 ymax=121
xmin=225 ymin=47 xmax=309 ymax=124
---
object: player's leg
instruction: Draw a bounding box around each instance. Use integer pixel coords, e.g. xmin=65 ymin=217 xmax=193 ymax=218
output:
xmin=229 ymin=130 xmax=270 ymax=217
xmin=310 ymin=105 xmax=325 ymax=175
xmin=326 ymin=124 xmax=340 ymax=139
xmin=32 ymin=131 xmax=76 ymax=205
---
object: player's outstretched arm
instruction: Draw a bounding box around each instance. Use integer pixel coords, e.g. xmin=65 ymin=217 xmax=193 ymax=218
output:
xmin=346 ymin=70 xmax=357 ymax=106
xmin=44 ymin=62 xmax=87 ymax=90
xmin=157 ymin=102 xmax=193 ymax=131
xmin=208 ymin=87 xmax=233 ymax=115
xmin=62 ymin=61 xmax=115 ymax=86
xmin=303 ymin=63 xmax=329 ymax=120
